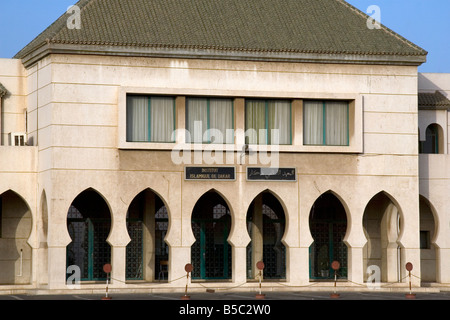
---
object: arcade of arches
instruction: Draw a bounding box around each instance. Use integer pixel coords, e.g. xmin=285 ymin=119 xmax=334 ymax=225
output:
xmin=0 ymin=188 xmax=440 ymax=287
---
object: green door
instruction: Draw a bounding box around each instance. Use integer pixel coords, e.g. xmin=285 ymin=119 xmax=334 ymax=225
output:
xmin=309 ymin=220 xmax=347 ymax=279
xmin=192 ymin=217 xmax=231 ymax=279
xmin=67 ymin=217 xmax=111 ymax=281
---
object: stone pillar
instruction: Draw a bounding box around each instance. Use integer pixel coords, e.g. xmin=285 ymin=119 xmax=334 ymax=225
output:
xmin=233 ymin=246 xmax=248 ymax=284
xmin=143 ymin=190 xmax=156 ymax=281
xmin=169 ymin=246 xmax=192 ymax=287
xmin=398 ymin=195 xmax=421 ymax=287
xmin=110 ymin=246 xmax=127 ymax=287
xmin=381 ymin=203 xmax=401 ymax=282
xmin=251 ymin=195 xmax=263 ymax=278
xmin=47 ymin=246 xmax=68 ymax=289
xmin=347 ymin=246 xmax=365 ymax=286
xmin=436 ymin=248 xmax=450 ymax=283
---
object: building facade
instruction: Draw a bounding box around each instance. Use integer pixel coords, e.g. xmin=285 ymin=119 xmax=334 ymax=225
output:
xmin=0 ymin=0 xmax=448 ymax=294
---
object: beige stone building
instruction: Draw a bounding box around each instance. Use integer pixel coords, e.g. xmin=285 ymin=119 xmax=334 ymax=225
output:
xmin=0 ymin=0 xmax=448 ymax=295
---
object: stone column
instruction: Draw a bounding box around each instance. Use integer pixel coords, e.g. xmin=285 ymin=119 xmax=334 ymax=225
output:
xmin=143 ymin=190 xmax=156 ymax=281
xmin=251 ymin=195 xmax=263 ymax=278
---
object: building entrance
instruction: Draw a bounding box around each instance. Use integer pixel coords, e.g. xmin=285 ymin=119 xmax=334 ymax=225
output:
xmin=66 ymin=189 xmax=111 ymax=281
xmin=191 ymin=191 xmax=232 ymax=280
xmin=309 ymin=192 xmax=348 ymax=280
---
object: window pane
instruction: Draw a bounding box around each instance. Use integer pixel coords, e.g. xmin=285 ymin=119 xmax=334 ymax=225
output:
xmin=151 ymin=97 xmax=174 ymax=142
xmin=246 ymin=100 xmax=267 ymax=145
xmin=209 ymin=99 xmax=234 ymax=144
xmin=303 ymin=101 xmax=323 ymax=145
xmin=186 ymin=98 xmax=208 ymax=143
xmin=325 ymin=101 xmax=348 ymax=146
xmin=268 ymin=100 xmax=291 ymax=145
xmin=127 ymin=96 xmax=149 ymax=142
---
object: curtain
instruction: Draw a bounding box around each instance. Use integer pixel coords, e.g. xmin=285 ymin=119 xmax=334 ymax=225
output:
xmin=303 ymin=101 xmax=323 ymax=145
xmin=151 ymin=97 xmax=174 ymax=142
xmin=325 ymin=101 xmax=348 ymax=146
xmin=186 ymin=98 xmax=208 ymax=143
xmin=210 ymin=99 xmax=234 ymax=144
xmin=127 ymin=96 xmax=149 ymax=142
xmin=268 ymin=100 xmax=291 ymax=145
xmin=246 ymin=100 xmax=266 ymax=145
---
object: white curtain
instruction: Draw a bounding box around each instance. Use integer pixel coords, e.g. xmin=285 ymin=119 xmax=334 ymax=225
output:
xmin=186 ymin=98 xmax=208 ymax=143
xmin=127 ymin=96 xmax=148 ymax=142
xmin=151 ymin=97 xmax=175 ymax=142
xmin=245 ymin=100 xmax=266 ymax=145
xmin=209 ymin=99 xmax=234 ymax=144
xmin=303 ymin=101 xmax=324 ymax=145
xmin=127 ymin=96 xmax=174 ymax=142
xmin=325 ymin=101 xmax=348 ymax=146
xmin=268 ymin=100 xmax=291 ymax=145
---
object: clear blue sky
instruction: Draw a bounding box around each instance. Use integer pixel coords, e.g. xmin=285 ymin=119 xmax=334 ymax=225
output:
xmin=0 ymin=0 xmax=448 ymax=72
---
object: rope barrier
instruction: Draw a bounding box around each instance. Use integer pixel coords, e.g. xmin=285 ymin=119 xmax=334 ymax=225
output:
xmin=109 ymin=272 xmax=421 ymax=290
xmin=103 ymin=261 xmax=423 ymax=298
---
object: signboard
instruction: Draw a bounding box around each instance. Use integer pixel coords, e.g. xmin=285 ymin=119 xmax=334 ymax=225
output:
xmin=247 ymin=167 xmax=297 ymax=181
xmin=185 ymin=166 xmax=236 ymax=181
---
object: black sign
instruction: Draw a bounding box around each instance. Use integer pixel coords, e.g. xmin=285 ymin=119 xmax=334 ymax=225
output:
xmin=247 ymin=167 xmax=296 ymax=181
xmin=185 ymin=167 xmax=236 ymax=181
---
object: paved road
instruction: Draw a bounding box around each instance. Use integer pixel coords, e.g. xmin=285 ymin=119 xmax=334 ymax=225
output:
xmin=1 ymin=290 xmax=449 ymax=300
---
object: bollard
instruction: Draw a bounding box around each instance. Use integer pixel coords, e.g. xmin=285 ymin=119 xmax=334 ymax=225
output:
xmin=102 ymin=264 xmax=112 ymax=300
xmin=330 ymin=261 xmax=340 ymax=299
xmin=405 ymin=262 xmax=416 ymax=299
xmin=255 ymin=261 xmax=265 ymax=299
xmin=181 ymin=263 xmax=193 ymax=300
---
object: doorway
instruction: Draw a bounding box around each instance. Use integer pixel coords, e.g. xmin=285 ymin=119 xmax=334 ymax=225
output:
xmin=191 ymin=191 xmax=232 ymax=280
xmin=66 ymin=189 xmax=111 ymax=281
xmin=309 ymin=192 xmax=348 ymax=280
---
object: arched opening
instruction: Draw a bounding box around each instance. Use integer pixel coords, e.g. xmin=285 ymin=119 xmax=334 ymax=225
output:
xmin=309 ymin=192 xmax=348 ymax=280
xmin=126 ymin=189 xmax=169 ymax=282
xmin=363 ymin=192 xmax=402 ymax=282
xmin=420 ymin=124 xmax=443 ymax=154
xmin=246 ymin=191 xmax=286 ymax=280
xmin=66 ymin=188 xmax=111 ymax=281
xmin=191 ymin=190 xmax=232 ymax=280
xmin=0 ymin=190 xmax=32 ymax=284
xmin=419 ymin=196 xmax=437 ymax=282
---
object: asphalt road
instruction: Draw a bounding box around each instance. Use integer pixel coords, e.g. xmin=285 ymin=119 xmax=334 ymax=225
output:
xmin=1 ymin=290 xmax=449 ymax=300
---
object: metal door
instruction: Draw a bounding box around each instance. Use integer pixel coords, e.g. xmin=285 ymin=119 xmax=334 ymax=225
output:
xmin=191 ymin=217 xmax=231 ymax=279
xmin=309 ymin=219 xmax=347 ymax=279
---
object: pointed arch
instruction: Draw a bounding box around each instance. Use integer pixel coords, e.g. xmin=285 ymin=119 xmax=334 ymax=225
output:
xmin=125 ymin=188 xmax=170 ymax=282
xmin=308 ymin=191 xmax=348 ymax=279
xmin=246 ymin=189 xmax=287 ymax=280
xmin=66 ymin=188 xmax=112 ymax=281
xmin=362 ymin=191 xmax=402 ymax=283
xmin=419 ymin=195 xmax=438 ymax=282
xmin=0 ymin=189 xmax=33 ymax=284
xmin=190 ymin=189 xmax=232 ymax=280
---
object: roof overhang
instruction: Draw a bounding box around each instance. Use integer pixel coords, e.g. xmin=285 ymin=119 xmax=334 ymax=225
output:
xmin=19 ymin=42 xmax=427 ymax=69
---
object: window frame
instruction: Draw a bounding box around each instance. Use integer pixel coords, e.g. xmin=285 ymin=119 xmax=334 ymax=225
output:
xmin=303 ymin=100 xmax=350 ymax=147
xmin=126 ymin=94 xmax=176 ymax=143
xmin=245 ymin=98 xmax=292 ymax=145
xmin=185 ymin=97 xmax=235 ymax=144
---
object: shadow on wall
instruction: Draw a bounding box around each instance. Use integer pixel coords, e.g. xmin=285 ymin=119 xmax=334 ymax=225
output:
xmin=0 ymin=190 xmax=32 ymax=284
